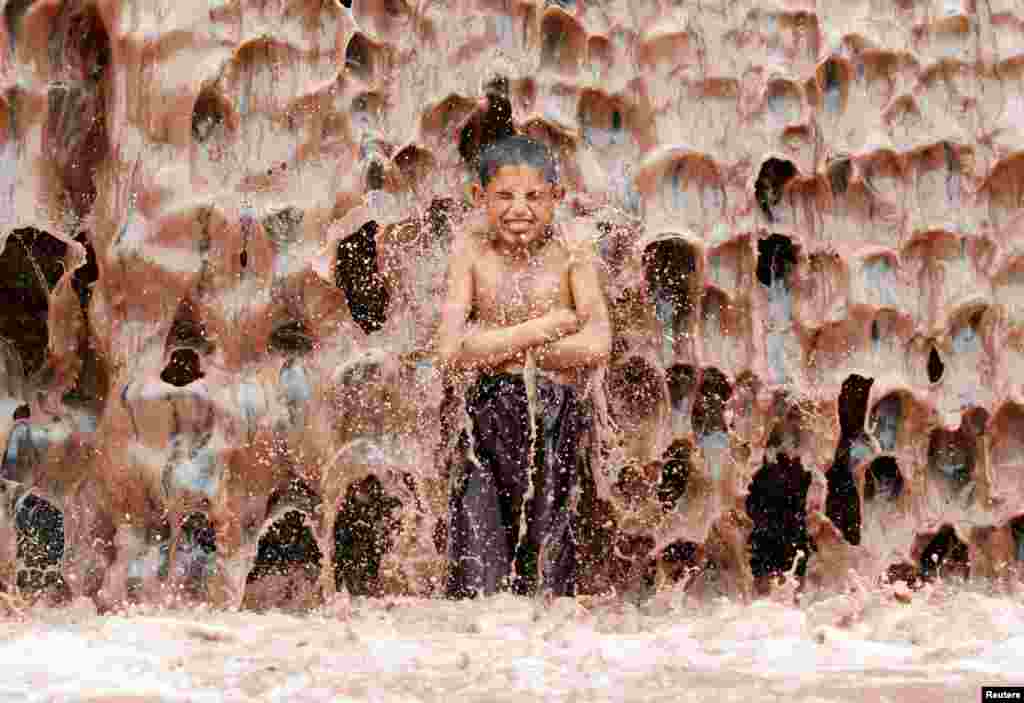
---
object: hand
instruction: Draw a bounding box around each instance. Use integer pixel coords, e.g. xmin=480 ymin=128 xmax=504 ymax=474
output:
xmin=542 ymin=308 xmax=580 ymax=340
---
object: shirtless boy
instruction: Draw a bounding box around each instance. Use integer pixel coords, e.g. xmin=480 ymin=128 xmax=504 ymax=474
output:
xmin=438 ymin=136 xmax=612 ymax=598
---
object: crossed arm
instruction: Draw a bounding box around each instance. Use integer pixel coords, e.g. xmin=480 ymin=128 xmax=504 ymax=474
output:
xmin=436 ymin=240 xmax=612 ymax=373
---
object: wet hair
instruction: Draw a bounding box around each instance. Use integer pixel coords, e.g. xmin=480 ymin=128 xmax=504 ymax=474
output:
xmin=477 ymin=136 xmax=558 ymax=187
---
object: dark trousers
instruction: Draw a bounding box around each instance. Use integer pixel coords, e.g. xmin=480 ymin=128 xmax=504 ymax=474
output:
xmin=446 ymin=373 xmax=589 ymax=598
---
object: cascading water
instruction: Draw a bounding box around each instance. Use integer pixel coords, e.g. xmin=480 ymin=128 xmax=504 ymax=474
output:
xmin=0 ymin=0 xmax=1022 ymax=699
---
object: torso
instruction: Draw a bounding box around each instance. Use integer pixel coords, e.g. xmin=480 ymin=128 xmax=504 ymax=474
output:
xmin=469 ymin=230 xmax=578 ymax=383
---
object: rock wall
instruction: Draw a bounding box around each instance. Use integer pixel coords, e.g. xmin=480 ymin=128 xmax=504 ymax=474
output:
xmin=0 ymin=0 xmax=1022 ymax=607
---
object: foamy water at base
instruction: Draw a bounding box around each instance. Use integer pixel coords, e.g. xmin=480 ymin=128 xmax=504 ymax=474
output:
xmin=0 ymin=585 xmax=1021 ymax=703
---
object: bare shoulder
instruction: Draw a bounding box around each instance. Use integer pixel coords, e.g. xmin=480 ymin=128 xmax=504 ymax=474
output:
xmin=449 ymin=218 xmax=488 ymax=270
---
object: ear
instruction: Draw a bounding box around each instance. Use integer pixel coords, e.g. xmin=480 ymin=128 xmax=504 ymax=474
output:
xmin=470 ymin=182 xmax=486 ymax=206
xmin=551 ymin=184 xmax=565 ymax=202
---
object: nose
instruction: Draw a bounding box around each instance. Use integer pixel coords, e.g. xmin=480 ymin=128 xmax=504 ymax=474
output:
xmin=505 ymin=195 xmax=532 ymax=215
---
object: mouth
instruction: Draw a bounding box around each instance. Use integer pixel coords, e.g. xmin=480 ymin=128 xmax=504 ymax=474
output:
xmin=503 ymin=220 xmax=534 ymax=230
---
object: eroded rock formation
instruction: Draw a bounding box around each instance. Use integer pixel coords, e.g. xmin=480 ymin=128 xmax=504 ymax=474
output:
xmin=0 ymin=0 xmax=1021 ymax=607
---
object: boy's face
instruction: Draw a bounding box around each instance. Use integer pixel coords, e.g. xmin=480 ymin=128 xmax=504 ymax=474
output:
xmin=473 ymin=165 xmax=563 ymax=251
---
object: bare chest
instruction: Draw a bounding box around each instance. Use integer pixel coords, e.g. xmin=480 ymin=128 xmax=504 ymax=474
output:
xmin=472 ymin=253 xmax=572 ymax=326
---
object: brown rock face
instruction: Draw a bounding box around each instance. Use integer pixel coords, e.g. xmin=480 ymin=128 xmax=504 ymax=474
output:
xmin=0 ymin=0 xmax=1021 ymax=608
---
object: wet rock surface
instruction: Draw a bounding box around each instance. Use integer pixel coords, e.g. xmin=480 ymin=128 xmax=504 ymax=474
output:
xmin=0 ymin=0 xmax=1020 ymax=609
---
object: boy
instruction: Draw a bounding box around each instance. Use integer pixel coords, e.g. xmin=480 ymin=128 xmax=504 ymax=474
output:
xmin=437 ymin=136 xmax=612 ymax=597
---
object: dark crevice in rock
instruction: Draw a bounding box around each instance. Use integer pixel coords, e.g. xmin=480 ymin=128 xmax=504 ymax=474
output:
xmin=692 ymin=368 xmax=732 ymax=437
xmin=756 ymin=234 xmax=797 ymax=286
xmin=181 ymin=512 xmax=216 ymax=554
xmin=0 ymin=229 xmax=67 ymax=378
xmin=825 ymin=374 xmax=874 ymax=545
xmin=71 ymin=232 xmax=98 ymax=311
xmin=746 ymin=453 xmax=812 ymax=580
xmin=825 ymin=456 xmax=861 ymax=545
xmin=540 ymin=12 xmax=583 ymax=73
xmin=485 ymin=75 xmax=509 ymax=97
xmin=962 ymin=407 xmax=989 ymax=438
xmin=192 ymin=86 xmax=228 ymax=144
xmin=666 ymin=364 xmax=696 ymax=411
xmin=2 ymin=421 xmax=45 ymax=483
xmin=352 ymin=92 xmax=384 ymax=134
xmin=335 ymin=221 xmax=391 ymax=335
xmin=248 ymin=481 xmax=322 ymax=585
xmin=700 ymin=288 xmax=730 ymax=339
xmin=660 ymin=540 xmax=701 ymax=583
xmin=14 ymin=229 xmax=66 ymax=289
xmin=395 ymin=145 xmax=432 ymax=184
xmin=838 ymin=374 xmax=873 ymax=436
xmin=821 ymin=58 xmax=845 ymax=113
xmin=269 ymin=318 xmax=314 ymax=356
xmin=249 ymin=510 xmax=322 ymax=582
xmin=161 ymin=302 xmax=208 ymax=387
xmin=16 ymin=494 xmax=65 ymax=595
xmin=615 ymin=464 xmax=647 ymax=505
xmin=578 ymin=90 xmax=627 ymax=146
xmin=755 ymin=158 xmax=796 ymax=222
xmin=918 ymin=525 xmax=969 ymax=581
xmin=345 ymin=33 xmax=373 ymax=79
xmin=643 ymin=239 xmax=697 ymax=333
xmin=928 ymin=428 xmax=974 ymax=490
xmin=1011 ymin=517 xmax=1024 ymax=563
xmin=657 ymin=440 xmax=691 ymax=510
xmin=928 ymin=346 xmax=944 ymax=383
xmin=869 ymin=393 xmax=902 ymax=453
xmin=334 ymin=475 xmax=402 ymax=596
xmin=366 ymin=160 xmax=384 ymax=191
xmin=864 ymin=456 xmax=903 ymax=502
xmin=161 ymin=349 xmax=202 ymax=387
xmin=943 ymin=141 xmax=961 ymax=204
xmin=607 ymin=356 xmax=664 ymax=425
xmin=828 ymin=156 xmax=851 ymax=195
xmin=766 ymin=393 xmax=804 ymax=452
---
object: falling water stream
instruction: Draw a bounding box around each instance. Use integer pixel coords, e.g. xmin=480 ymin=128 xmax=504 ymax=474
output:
xmin=0 ymin=0 xmax=1021 ymax=699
